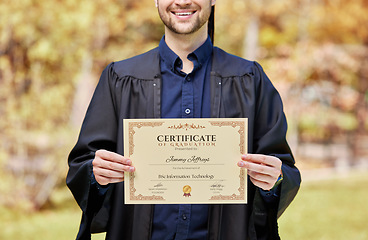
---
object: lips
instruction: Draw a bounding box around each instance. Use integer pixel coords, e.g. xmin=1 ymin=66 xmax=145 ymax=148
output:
xmin=171 ymin=10 xmax=197 ymax=17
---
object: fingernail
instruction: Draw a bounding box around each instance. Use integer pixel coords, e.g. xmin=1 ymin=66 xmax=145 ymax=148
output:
xmin=129 ymin=167 xmax=135 ymax=172
xmin=238 ymin=161 xmax=244 ymax=167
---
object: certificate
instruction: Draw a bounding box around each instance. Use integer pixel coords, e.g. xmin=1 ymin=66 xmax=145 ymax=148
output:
xmin=123 ymin=118 xmax=247 ymax=204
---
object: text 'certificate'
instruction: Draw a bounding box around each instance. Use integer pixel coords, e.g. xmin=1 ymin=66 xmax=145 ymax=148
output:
xmin=123 ymin=118 xmax=248 ymax=204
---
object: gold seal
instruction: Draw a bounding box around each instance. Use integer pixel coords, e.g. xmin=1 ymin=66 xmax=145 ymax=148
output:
xmin=183 ymin=185 xmax=192 ymax=197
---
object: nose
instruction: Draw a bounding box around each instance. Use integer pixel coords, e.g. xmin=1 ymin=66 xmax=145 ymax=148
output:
xmin=174 ymin=0 xmax=192 ymax=6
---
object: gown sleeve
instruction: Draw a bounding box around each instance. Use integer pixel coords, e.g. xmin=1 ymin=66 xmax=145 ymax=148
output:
xmin=252 ymin=61 xmax=301 ymax=218
xmin=66 ymin=62 xmax=119 ymax=236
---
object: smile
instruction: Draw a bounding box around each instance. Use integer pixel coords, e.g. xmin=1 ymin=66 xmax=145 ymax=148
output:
xmin=172 ymin=11 xmax=196 ymax=16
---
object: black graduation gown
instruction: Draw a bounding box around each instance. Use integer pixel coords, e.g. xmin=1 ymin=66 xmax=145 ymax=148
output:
xmin=67 ymin=47 xmax=301 ymax=240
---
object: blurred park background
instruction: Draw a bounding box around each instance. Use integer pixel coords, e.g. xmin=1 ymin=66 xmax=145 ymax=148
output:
xmin=0 ymin=0 xmax=367 ymax=239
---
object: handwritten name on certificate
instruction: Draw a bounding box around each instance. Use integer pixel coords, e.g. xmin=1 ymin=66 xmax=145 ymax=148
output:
xmin=123 ymin=118 xmax=248 ymax=204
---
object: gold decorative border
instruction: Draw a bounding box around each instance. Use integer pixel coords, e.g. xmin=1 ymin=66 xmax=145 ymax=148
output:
xmin=128 ymin=121 xmax=166 ymax=201
xmin=167 ymin=123 xmax=206 ymax=130
xmin=127 ymin=119 xmax=247 ymax=202
xmin=208 ymin=120 xmax=247 ymax=201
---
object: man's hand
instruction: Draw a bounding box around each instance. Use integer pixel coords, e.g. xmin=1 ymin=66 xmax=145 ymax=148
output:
xmin=92 ymin=149 xmax=135 ymax=186
xmin=237 ymin=154 xmax=282 ymax=191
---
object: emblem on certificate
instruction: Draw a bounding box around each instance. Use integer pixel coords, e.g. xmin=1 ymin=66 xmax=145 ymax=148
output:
xmin=123 ymin=118 xmax=248 ymax=204
xmin=183 ymin=185 xmax=192 ymax=197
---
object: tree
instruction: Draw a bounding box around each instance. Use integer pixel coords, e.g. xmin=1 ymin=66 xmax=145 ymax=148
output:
xmin=0 ymin=0 xmax=163 ymax=210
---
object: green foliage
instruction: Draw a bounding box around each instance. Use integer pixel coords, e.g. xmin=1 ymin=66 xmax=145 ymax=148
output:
xmin=0 ymin=0 xmax=162 ymax=210
xmin=262 ymin=42 xmax=367 ymax=142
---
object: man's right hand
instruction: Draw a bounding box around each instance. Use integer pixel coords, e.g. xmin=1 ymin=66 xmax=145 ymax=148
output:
xmin=92 ymin=149 xmax=135 ymax=186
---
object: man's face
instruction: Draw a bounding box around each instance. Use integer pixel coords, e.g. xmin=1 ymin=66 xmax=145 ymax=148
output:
xmin=155 ymin=0 xmax=216 ymax=35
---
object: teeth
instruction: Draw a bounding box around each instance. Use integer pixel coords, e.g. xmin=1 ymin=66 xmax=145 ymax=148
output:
xmin=175 ymin=12 xmax=193 ymax=16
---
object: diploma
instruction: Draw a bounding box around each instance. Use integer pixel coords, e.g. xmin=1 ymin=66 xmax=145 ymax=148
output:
xmin=123 ymin=118 xmax=248 ymax=204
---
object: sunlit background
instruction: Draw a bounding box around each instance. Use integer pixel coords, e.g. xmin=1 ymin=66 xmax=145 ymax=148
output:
xmin=1 ymin=0 xmax=367 ymax=239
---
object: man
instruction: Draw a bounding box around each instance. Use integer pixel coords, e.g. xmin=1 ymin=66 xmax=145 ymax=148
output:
xmin=67 ymin=0 xmax=301 ymax=239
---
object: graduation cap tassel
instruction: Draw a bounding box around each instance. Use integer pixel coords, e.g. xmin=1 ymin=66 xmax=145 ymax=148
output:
xmin=208 ymin=6 xmax=215 ymax=44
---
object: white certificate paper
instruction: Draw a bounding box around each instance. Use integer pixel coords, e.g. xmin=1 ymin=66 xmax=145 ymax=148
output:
xmin=123 ymin=118 xmax=248 ymax=204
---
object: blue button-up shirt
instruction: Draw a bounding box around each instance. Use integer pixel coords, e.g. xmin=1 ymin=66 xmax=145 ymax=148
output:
xmin=151 ymin=36 xmax=213 ymax=240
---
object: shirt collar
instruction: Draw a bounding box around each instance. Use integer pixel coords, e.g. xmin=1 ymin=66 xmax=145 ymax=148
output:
xmin=159 ymin=35 xmax=213 ymax=73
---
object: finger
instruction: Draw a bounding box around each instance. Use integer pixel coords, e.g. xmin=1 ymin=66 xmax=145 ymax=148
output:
xmin=238 ymin=160 xmax=276 ymax=176
xmin=248 ymin=176 xmax=274 ymax=191
xmin=94 ymin=167 xmax=127 ymax=179
xmin=248 ymin=170 xmax=275 ymax=184
xmin=93 ymin=158 xmax=135 ymax=172
xmin=96 ymin=149 xmax=131 ymax=165
xmin=95 ymin=174 xmax=125 ymax=185
xmin=241 ymin=154 xmax=280 ymax=168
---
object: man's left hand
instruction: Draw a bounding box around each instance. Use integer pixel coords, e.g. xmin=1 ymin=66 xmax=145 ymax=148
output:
xmin=238 ymin=154 xmax=282 ymax=191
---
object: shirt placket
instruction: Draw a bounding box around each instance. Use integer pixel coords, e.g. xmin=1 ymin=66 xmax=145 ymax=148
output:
xmin=181 ymin=74 xmax=194 ymax=118
xmin=175 ymin=204 xmax=192 ymax=239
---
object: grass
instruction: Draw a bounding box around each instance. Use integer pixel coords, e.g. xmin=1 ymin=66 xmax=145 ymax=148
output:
xmin=279 ymin=171 xmax=368 ymax=240
xmin=1 ymin=171 xmax=367 ymax=240
xmin=0 ymin=188 xmax=80 ymax=240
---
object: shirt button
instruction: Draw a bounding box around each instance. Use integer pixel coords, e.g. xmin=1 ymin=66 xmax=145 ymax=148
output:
xmin=182 ymin=214 xmax=187 ymax=220
xmin=185 ymin=108 xmax=191 ymax=114
xmin=186 ymin=76 xmax=191 ymax=81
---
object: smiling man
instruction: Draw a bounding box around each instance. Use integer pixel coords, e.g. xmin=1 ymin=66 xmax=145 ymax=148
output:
xmin=156 ymin=0 xmax=213 ymax=35
xmin=67 ymin=0 xmax=301 ymax=239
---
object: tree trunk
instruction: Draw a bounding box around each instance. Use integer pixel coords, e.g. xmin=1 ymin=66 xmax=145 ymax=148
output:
xmin=243 ymin=14 xmax=259 ymax=60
